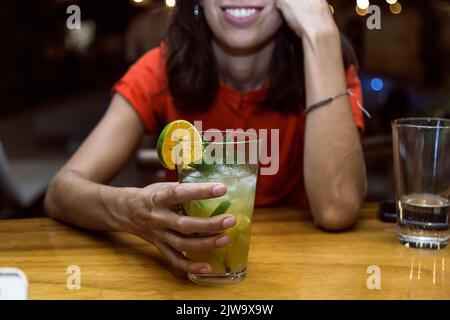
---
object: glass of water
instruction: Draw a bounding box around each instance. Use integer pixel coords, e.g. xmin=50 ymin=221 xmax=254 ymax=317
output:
xmin=392 ymin=118 xmax=450 ymax=249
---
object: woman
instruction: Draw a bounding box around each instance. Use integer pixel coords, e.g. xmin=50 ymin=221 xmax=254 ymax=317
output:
xmin=45 ymin=0 xmax=367 ymax=275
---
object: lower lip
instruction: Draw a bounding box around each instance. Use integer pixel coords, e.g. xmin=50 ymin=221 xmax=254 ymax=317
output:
xmin=222 ymin=9 xmax=262 ymax=27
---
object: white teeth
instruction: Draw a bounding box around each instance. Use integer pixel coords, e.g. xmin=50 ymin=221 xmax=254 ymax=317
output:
xmin=225 ymin=8 xmax=257 ymax=18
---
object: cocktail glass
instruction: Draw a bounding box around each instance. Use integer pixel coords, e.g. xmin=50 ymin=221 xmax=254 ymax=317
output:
xmin=178 ymin=130 xmax=259 ymax=285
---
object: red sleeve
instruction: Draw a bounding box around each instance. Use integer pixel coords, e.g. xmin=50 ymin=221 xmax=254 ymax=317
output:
xmin=111 ymin=47 xmax=166 ymax=134
xmin=345 ymin=64 xmax=365 ymax=134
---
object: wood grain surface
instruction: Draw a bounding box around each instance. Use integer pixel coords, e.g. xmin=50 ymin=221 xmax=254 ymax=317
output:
xmin=0 ymin=204 xmax=448 ymax=299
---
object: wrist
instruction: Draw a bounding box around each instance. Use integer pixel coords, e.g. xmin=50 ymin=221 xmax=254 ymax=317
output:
xmin=301 ymin=27 xmax=347 ymax=105
xmin=302 ymin=26 xmax=340 ymax=53
xmin=100 ymin=185 xmax=139 ymax=233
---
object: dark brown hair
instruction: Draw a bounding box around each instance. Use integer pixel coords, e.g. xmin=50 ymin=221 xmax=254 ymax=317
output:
xmin=166 ymin=0 xmax=358 ymax=114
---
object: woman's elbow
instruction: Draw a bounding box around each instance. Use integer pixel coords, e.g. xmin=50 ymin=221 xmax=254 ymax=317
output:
xmin=312 ymin=188 xmax=365 ymax=231
xmin=313 ymin=201 xmax=361 ymax=231
xmin=312 ymin=174 xmax=367 ymax=231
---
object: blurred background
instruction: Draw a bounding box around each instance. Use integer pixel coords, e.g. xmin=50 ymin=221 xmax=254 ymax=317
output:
xmin=0 ymin=0 xmax=449 ymax=218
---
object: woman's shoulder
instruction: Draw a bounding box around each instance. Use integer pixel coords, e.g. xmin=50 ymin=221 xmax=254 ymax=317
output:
xmin=129 ymin=44 xmax=168 ymax=88
xmin=138 ymin=44 xmax=165 ymax=66
xmin=112 ymin=44 xmax=169 ymax=133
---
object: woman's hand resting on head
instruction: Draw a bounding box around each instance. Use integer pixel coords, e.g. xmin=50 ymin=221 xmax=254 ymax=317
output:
xmin=275 ymin=0 xmax=338 ymax=40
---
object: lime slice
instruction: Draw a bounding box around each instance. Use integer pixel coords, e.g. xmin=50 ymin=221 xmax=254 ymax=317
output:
xmin=184 ymin=200 xmax=221 ymax=218
xmin=210 ymin=199 xmax=231 ymax=217
xmin=193 ymin=200 xmax=205 ymax=209
xmin=156 ymin=120 xmax=202 ymax=170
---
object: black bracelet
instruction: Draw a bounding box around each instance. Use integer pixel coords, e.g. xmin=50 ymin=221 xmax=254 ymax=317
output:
xmin=304 ymin=92 xmax=349 ymax=116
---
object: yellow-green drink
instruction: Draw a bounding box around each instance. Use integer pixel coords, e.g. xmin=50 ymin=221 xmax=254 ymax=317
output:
xmin=179 ymin=130 xmax=259 ymax=285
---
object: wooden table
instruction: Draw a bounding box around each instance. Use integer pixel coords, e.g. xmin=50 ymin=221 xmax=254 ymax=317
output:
xmin=0 ymin=204 xmax=449 ymax=300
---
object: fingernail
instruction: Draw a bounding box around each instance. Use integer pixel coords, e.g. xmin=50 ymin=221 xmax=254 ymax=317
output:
xmin=216 ymin=235 xmax=229 ymax=247
xmin=222 ymin=216 xmax=236 ymax=229
xmin=212 ymin=184 xmax=226 ymax=196
xmin=199 ymin=267 xmax=211 ymax=274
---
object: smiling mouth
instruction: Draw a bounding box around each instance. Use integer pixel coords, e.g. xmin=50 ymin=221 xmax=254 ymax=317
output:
xmin=221 ymin=6 xmax=264 ymax=26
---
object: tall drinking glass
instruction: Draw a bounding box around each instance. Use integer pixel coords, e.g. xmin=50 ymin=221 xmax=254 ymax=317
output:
xmin=178 ymin=130 xmax=259 ymax=285
xmin=392 ymin=118 xmax=450 ymax=249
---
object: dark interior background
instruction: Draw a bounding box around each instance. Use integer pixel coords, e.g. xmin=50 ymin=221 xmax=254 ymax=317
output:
xmin=0 ymin=0 xmax=449 ymax=217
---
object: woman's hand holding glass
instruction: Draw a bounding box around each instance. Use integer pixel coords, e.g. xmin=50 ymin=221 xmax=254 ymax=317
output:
xmin=122 ymin=182 xmax=236 ymax=274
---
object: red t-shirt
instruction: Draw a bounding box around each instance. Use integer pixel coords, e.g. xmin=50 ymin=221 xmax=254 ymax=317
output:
xmin=112 ymin=46 xmax=365 ymax=207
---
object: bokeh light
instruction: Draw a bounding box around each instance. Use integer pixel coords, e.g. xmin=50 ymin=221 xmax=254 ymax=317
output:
xmin=357 ymin=0 xmax=370 ymax=10
xmin=390 ymin=2 xmax=402 ymax=14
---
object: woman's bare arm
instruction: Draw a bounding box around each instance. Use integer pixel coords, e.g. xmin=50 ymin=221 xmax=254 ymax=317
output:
xmin=44 ymin=94 xmax=236 ymax=274
xmin=44 ymin=94 xmax=145 ymax=230
xmin=302 ymin=32 xmax=367 ymax=230
xmin=277 ymin=0 xmax=367 ymax=230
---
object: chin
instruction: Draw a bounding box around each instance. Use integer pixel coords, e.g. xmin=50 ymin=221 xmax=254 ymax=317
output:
xmin=219 ymin=32 xmax=268 ymax=52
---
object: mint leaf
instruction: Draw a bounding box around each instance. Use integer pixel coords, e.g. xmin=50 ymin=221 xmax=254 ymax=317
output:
xmin=187 ymin=161 xmax=216 ymax=172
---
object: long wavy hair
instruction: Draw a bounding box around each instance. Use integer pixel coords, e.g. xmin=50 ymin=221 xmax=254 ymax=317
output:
xmin=166 ymin=0 xmax=357 ymax=114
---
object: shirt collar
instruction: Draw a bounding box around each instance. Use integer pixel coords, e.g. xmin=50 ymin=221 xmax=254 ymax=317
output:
xmin=218 ymin=82 xmax=269 ymax=109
